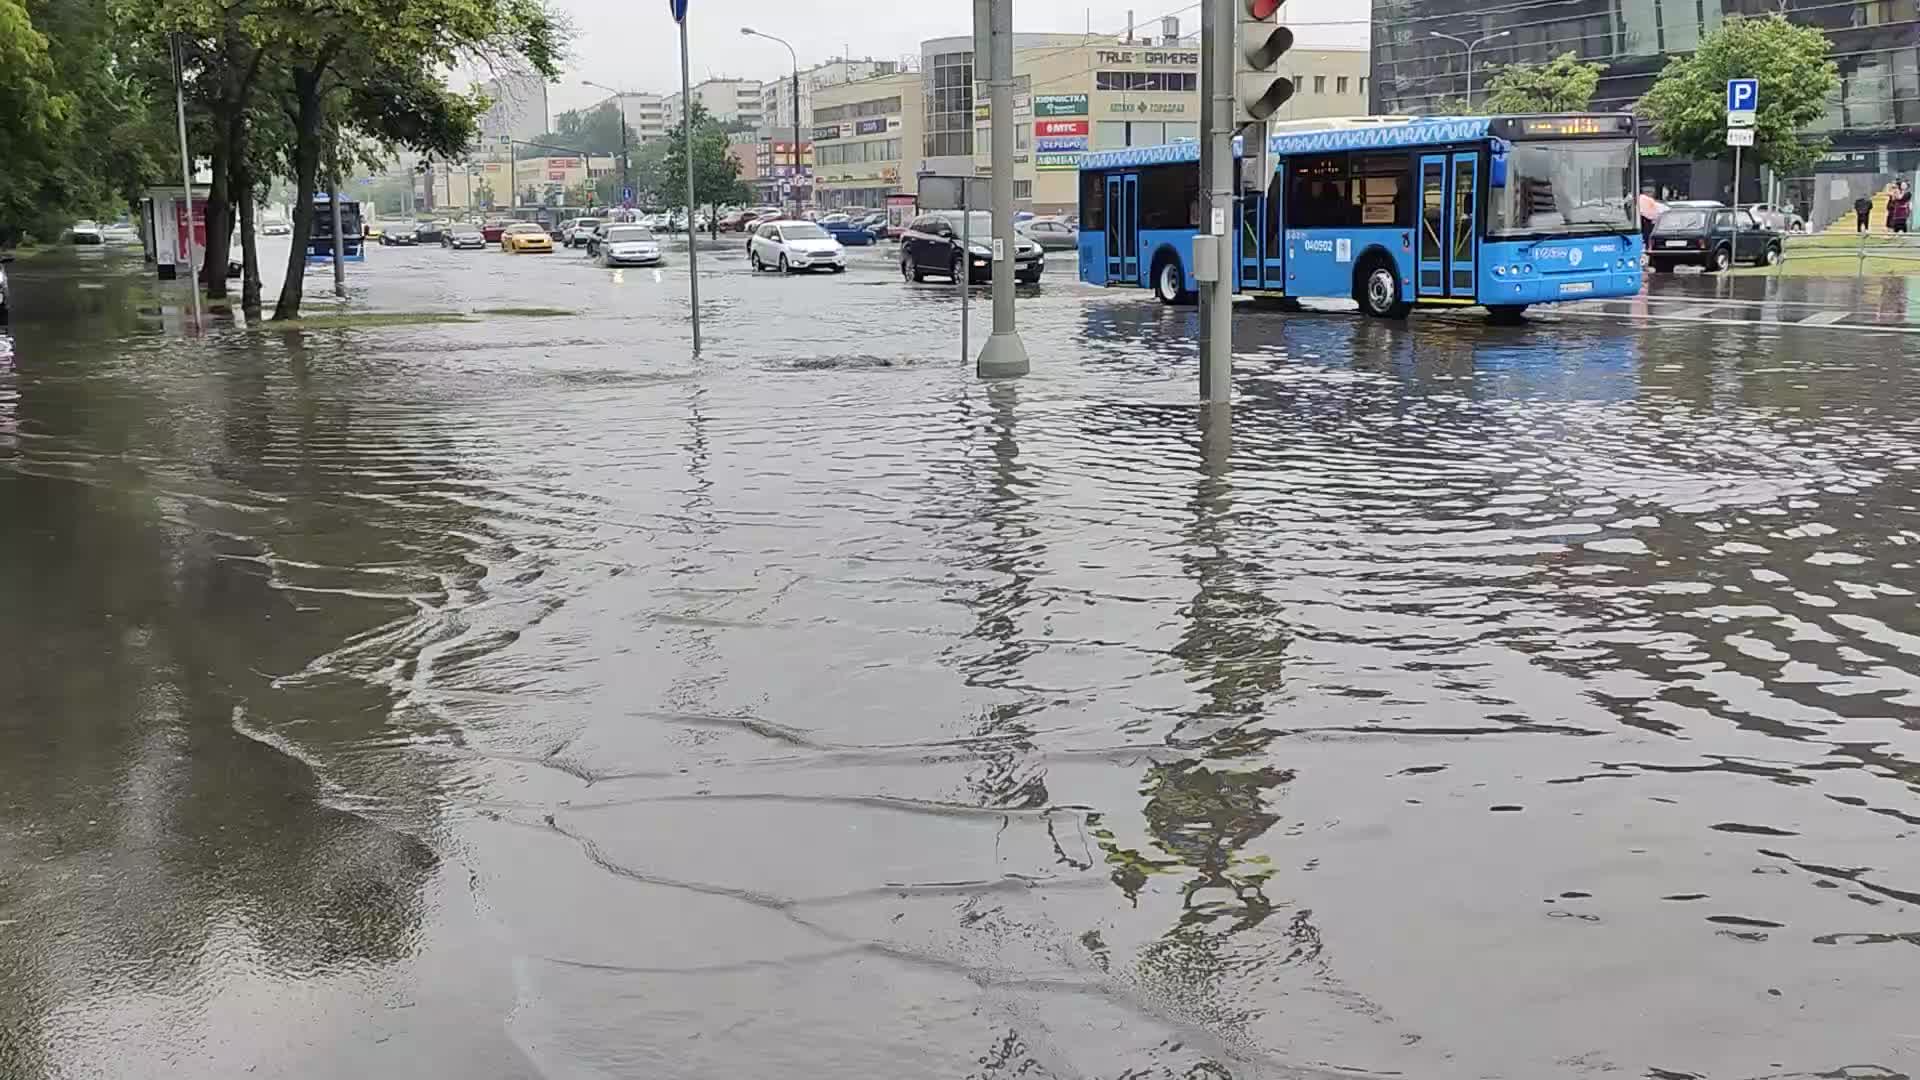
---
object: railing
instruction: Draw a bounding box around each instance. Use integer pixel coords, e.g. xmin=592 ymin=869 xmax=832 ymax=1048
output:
xmin=1766 ymin=229 xmax=1920 ymax=277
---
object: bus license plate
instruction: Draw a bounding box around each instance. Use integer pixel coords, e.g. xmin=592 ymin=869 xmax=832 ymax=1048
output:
xmin=1559 ymin=281 xmax=1593 ymax=295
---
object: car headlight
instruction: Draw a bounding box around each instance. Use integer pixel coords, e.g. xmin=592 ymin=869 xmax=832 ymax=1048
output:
xmin=969 ymin=244 xmax=991 ymax=257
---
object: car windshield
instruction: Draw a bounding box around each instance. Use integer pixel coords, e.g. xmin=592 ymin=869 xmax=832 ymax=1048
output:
xmin=781 ymin=224 xmax=828 ymax=240
xmin=506 ymin=224 xmax=542 ymax=234
xmin=1656 ymin=210 xmax=1710 ymax=231
xmin=1487 ymin=138 xmax=1634 ymax=238
xmin=606 ymin=227 xmax=653 ymax=242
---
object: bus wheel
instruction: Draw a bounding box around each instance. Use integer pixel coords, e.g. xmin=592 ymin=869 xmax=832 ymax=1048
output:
xmin=1151 ymin=256 xmax=1190 ymax=306
xmin=1357 ymin=260 xmax=1410 ymax=319
xmin=1487 ymin=304 xmax=1529 ymax=325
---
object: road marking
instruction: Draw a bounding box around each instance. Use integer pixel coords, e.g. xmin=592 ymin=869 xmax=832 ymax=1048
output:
xmin=1553 ymin=305 xmax=1920 ymax=336
xmin=1798 ymin=310 xmax=1850 ymax=326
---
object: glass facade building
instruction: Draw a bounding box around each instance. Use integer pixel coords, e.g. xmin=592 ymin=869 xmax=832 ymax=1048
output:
xmin=1370 ymin=0 xmax=1919 ymax=212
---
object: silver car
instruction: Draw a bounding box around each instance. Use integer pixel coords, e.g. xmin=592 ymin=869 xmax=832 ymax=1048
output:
xmin=597 ymin=224 xmax=663 ymax=266
xmin=1019 ymin=217 xmax=1080 ymax=251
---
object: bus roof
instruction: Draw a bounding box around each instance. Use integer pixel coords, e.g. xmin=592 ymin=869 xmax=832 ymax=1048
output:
xmin=1079 ymin=116 xmax=1498 ymax=172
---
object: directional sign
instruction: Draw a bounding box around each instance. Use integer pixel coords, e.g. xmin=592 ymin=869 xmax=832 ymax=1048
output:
xmin=1726 ymin=127 xmax=1755 ymax=148
xmin=622 ymin=186 xmax=634 ymax=202
xmin=1727 ymin=78 xmax=1758 ymax=113
xmin=667 ymin=0 xmax=687 ymax=22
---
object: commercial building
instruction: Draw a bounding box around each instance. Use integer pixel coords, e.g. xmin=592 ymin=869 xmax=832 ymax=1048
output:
xmin=760 ymin=59 xmax=903 ymax=142
xmin=510 ymin=155 xmax=618 ymax=207
xmin=476 ymin=72 xmax=550 ymax=158
xmin=751 ymin=140 xmax=814 ymax=207
xmin=811 ymin=71 xmax=924 ymax=210
xmin=664 ymin=79 xmax=765 ymax=129
xmin=1369 ymin=0 xmax=1920 ymax=223
xmin=919 ymin=27 xmax=1371 ymax=215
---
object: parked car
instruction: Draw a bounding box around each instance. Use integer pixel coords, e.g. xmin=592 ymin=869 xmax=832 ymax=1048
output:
xmin=69 ymin=220 xmax=104 ymax=245
xmin=500 ymin=222 xmax=554 ymax=253
xmin=261 ymin=219 xmax=292 ymax=236
xmin=1749 ymin=202 xmax=1807 ymax=232
xmin=378 ymin=223 xmax=417 ymax=246
xmin=1648 ymin=205 xmax=1782 ymax=273
xmin=480 ymin=220 xmax=511 ymax=243
xmin=596 ymin=224 xmax=663 ymax=267
xmin=413 ymin=220 xmax=447 ymax=244
xmin=748 ymin=220 xmax=846 ymax=273
xmin=899 ymin=211 xmax=1045 ymax=284
xmin=1019 ymin=216 xmax=1080 ymax=251
xmin=820 ymin=218 xmax=876 ymax=246
xmin=443 ymin=224 xmax=486 ymax=250
xmin=719 ymin=209 xmax=759 ymax=232
xmin=560 ymin=218 xmax=597 ymax=247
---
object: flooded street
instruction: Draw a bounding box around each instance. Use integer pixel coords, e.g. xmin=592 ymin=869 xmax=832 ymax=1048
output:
xmin=4 ymin=243 xmax=1920 ymax=1079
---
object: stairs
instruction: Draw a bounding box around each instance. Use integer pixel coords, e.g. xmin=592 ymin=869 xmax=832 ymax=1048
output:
xmin=1824 ymin=186 xmax=1894 ymax=233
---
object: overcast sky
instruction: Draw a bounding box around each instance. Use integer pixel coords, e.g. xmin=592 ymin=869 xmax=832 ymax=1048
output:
xmin=538 ymin=0 xmax=1367 ymax=116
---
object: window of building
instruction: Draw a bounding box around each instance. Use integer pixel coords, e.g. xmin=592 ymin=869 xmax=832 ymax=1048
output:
xmin=1138 ymin=163 xmax=1199 ymax=230
xmin=1337 ymin=76 xmax=1349 ymax=94
xmin=1093 ymin=71 xmax=1199 ymax=92
xmin=1016 ymin=125 xmax=1029 ymax=150
xmin=1166 ymin=122 xmax=1199 ymax=141
xmin=1014 ymin=180 xmax=1032 ymax=200
xmin=1314 ymin=75 xmax=1326 ymax=94
xmin=1359 ymin=76 xmax=1367 ymax=97
xmin=924 ymin=51 xmax=974 ymax=158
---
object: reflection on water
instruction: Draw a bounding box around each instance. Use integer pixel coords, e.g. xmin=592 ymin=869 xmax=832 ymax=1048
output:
xmin=2 ymin=249 xmax=1919 ymax=1079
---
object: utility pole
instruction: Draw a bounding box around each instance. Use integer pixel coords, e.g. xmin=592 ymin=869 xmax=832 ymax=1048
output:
xmin=168 ymin=32 xmax=201 ymax=325
xmin=1198 ymin=0 xmax=1234 ymax=401
xmin=329 ymin=169 xmax=345 ymax=299
xmin=676 ymin=0 xmax=702 ymax=351
xmin=975 ymin=0 xmax=1029 ymax=379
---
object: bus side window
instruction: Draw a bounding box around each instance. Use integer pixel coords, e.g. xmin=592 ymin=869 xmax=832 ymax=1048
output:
xmin=1287 ymin=153 xmax=1350 ymax=229
xmin=1351 ymin=152 xmax=1411 ymax=228
xmin=1079 ymin=170 xmax=1105 ymax=231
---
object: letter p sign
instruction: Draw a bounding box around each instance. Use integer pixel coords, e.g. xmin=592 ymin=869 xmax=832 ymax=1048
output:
xmin=1726 ymin=79 xmax=1758 ymax=114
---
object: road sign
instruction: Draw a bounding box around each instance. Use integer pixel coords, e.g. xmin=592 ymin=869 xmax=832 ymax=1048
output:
xmin=1727 ymin=78 xmax=1758 ymax=113
xmin=622 ymin=186 xmax=634 ymax=202
xmin=667 ymin=0 xmax=686 ymax=22
xmin=1726 ymin=127 xmax=1755 ymax=147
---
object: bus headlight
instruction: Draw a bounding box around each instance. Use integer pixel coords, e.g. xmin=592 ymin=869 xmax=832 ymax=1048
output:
xmin=1508 ymin=264 xmax=1521 ymax=276
xmin=1522 ymin=264 xmax=1534 ymax=275
xmin=1493 ymin=265 xmax=1506 ymax=277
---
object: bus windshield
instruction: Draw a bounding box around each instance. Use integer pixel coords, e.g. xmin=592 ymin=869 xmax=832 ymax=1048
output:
xmin=1488 ymin=138 xmax=1634 ymax=238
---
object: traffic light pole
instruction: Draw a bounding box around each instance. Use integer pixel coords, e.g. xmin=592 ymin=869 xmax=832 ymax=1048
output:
xmin=975 ymin=0 xmax=1029 ymax=379
xmin=1199 ymin=0 xmax=1235 ymax=403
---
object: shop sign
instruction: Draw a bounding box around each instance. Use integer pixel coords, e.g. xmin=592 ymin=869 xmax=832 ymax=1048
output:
xmin=1035 ymin=119 xmax=1089 ymax=137
xmin=1035 ymin=152 xmax=1082 ymax=171
xmin=814 ymin=124 xmax=842 ymax=141
xmin=1034 ymin=94 xmax=1089 ymax=117
xmin=1036 ymin=136 xmax=1088 ymax=152
xmin=1092 ymin=49 xmax=1198 ymax=66
xmin=855 ymin=118 xmax=887 ymax=135
xmin=1107 ymin=101 xmax=1187 ymax=114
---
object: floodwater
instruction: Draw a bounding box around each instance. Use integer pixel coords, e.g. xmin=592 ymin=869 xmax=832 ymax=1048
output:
xmin=3 ymin=244 xmax=1919 ymax=1080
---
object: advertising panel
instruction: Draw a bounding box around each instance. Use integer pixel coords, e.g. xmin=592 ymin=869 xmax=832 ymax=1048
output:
xmin=1035 ymin=119 xmax=1090 ymax=138
xmin=1034 ymin=94 xmax=1089 ymax=117
xmin=854 ymin=118 xmax=887 ymax=135
xmin=1035 ymin=152 xmax=1082 ymax=171
xmin=1036 ymin=136 xmax=1088 ymax=153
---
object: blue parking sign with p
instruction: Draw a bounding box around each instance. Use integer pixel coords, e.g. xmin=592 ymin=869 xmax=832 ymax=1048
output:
xmin=1727 ymin=79 xmax=1759 ymax=113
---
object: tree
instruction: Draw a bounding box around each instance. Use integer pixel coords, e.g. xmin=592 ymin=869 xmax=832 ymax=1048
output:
xmin=1638 ymin=14 xmax=1838 ymax=178
xmin=1481 ymin=52 xmax=1604 ymax=114
xmin=653 ymin=103 xmax=747 ymax=212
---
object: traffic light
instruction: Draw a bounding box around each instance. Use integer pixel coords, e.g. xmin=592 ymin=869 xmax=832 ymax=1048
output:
xmin=1236 ymin=0 xmax=1293 ymax=186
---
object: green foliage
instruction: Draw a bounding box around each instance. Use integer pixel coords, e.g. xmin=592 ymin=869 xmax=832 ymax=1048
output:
xmin=1639 ymin=14 xmax=1838 ymax=176
xmin=1481 ymin=52 xmax=1604 ymax=114
xmin=653 ymin=103 xmax=747 ymax=211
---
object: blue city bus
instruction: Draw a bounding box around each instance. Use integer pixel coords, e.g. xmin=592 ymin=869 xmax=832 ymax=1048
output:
xmin=1076 ymin=114 xmax=1642 ymax=320
xmin=306 ymin=193 xmax=365 ymax=262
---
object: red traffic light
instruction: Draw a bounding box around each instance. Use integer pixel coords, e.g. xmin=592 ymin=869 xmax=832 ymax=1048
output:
xmin=1247 ymin=0 xmax=1283 ymax=17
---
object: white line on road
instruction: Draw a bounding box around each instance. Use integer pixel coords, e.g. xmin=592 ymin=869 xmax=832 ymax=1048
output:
xmin=1552 ymin=306 xmax=1920 ymax=336
xmin=1798 ymin=310 xmax=1851 ymax=326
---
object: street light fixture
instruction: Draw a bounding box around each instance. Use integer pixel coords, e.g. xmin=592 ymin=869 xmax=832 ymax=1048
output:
xmin=1428 ymin=29 xmax=1512 ymax=110
xmin=582 ymin=78 xmax=634 ymax=210
xmin=741 ymin=26 xmax=804 ymax=218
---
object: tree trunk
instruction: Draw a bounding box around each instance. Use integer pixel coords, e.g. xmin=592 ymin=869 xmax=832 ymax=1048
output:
xmin=273 ymin=70 xmax=325 ymax=321
xmin=235 ymin=154 xmax=262 ymax=317
xmin=201 ymin=127 xmax=231 ymax=298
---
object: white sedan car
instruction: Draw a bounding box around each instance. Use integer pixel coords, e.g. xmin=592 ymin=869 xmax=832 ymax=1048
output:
xmin=748 ymin=220 xmax=845 ymax=274
xmin=596 ymin=224 xmax=663 ymax=266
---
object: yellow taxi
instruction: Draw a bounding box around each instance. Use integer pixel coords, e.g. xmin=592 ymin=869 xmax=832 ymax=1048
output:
xmin=501 ymin=222 xmax=554 ymax=253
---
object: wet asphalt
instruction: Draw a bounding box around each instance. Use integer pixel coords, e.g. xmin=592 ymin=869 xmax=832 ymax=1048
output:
xmin=2 ymin=239 xmax=1920 ymax=1079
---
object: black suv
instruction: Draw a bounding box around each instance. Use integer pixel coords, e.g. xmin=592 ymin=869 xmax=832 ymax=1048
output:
xmin=900 ymin=211 xmax=1044 ymax=285
xmin=1648 ymin=205 xmax=1783 ymax=273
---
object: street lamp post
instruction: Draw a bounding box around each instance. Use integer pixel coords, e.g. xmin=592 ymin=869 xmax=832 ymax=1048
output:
xmin=582 ymin=79 xmax=633 ymax=209
xmin=742 ymin=27 xmax=803 ymax=218
xmin=1428 ymin=29 xmax=1512 ymax=110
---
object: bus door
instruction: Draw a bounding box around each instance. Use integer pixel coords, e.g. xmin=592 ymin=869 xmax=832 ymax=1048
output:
xmin=1262 ymin=163 xmax=1285 ymax=290
xmin=1417 ymin=152 xmax=1478 ymax=300
xmin=1239 ymin=191 xmax=1262 ymax=289
xmin=1104 ymin=174 xmax=1139 ymax=284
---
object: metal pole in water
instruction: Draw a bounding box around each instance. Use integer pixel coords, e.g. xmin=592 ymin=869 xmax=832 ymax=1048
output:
xmin=960 ymin=191 xmax=970 ymax=363
xmin=1199 ymin=0 xmax=1234 ymax=401
xmin=169 ymin=33 xmax=201 ymax=326
xmin=680 ymin=13 xmax=702 ymax=353
xmin=975 ymin=0 xmax=1029 ymax=379
xmin=329 ymin=168 xmax=346 ymax=299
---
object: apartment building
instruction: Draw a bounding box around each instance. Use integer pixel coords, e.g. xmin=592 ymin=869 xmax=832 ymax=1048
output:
xmin=811 ymin=71 xmax=924 ymax=210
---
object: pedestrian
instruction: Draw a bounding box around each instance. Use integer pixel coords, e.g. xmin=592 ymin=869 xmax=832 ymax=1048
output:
xmin=1855 ymin=194 xmax=1873 ymax=233
xmin=1637 ymin=189 xmax=1666 ymax=250
xmin=1889 ymin=182 xmax=1912 ymax=235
